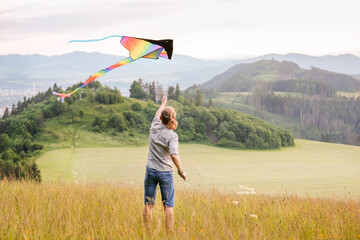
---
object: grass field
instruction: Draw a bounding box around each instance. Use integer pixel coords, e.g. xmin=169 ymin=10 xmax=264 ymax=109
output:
xmin=37 ymin=139 xmax=360 ymax=198
xmin=1 ymin=182 xmax=359 ymax=240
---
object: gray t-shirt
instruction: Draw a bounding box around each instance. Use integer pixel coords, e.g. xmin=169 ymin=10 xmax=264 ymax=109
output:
xmin=146 ymin=117 xmax=179 ymax=172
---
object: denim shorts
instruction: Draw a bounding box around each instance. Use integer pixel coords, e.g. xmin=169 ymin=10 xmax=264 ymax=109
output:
xmin=144 ymin=167 xmax=175 ymax=207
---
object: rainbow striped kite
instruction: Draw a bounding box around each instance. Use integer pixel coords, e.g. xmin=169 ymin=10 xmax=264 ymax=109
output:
xmin=53 ymin=35 xmax=173 ymax=102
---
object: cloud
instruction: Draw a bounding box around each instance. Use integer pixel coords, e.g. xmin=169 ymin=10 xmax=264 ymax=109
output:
xmin=1 ymin=1 xmax=195 ymax=40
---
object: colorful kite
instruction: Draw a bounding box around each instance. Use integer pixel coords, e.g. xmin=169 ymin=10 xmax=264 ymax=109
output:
xmin=53 ymin=35 xmax=173 ymax=102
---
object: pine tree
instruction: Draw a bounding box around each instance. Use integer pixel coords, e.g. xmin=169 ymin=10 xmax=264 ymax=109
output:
xmin=208 ymin=97 xmax=214 ymax=108
xmin=11 ymin=104 xmax=16 ymax=115
xmin=149 ymin=81 xmax=157 ymax=102
xmin=53 ymin=83 xmax=58 ymax=92
xmin=195 ymin=89 xmax=204 ymax=106
xmin=167 ymin=86 xmax=175 ymax=100
xmin=175 ymin=83 xmax=182 ymax=100
xmin=2 ymin=107 xmax=9 ymax=119
xmin=138 ymin=79 xmax=143 ymax=88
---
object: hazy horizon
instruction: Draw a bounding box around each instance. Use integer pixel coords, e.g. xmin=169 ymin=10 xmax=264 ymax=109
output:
xmin=1 ymin=50 xmax=360 ymax=61
xmin=1 ymin=0 xmax=360 ymax=59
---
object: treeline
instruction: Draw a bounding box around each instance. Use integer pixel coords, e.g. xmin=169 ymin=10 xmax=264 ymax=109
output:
xmin=225 ymin=79 xmax=337 ymax=97
xmin=129 ymin=79 xmax=167 ymax=103
xmin=249 ymin=91 xmax=360 ymax=145
xmin=269 ymin=80 xmax=336 ymax=97
xmin=298 ymin=67 xmax=360 ymax=92
xmin=129 ymin=81 xmax=294 ymax=149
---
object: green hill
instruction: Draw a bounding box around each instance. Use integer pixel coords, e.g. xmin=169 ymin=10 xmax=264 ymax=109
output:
xmin=0 ymin=81 xmax=294 ymax=180
xmin=202 ymin=59 xmax=360 ymax=93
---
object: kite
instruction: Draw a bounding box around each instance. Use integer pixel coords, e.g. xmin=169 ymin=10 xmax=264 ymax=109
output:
xmin=53 ymin=35 xmax=173 ymax=102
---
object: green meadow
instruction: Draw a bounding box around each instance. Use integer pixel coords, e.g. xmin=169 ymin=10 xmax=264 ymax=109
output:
xmin=37 ymin=139 xmax=360 ymax=198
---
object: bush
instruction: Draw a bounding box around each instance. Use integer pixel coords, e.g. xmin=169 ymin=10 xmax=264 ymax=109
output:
xmin=95 ymin=91 xmax=123 ymax=104
xmin=221 ymin=130 xmax=236 ymax=141
xmin=131 ymin=102 xmax=142 ymax=111
xmin=91 ymin=117 xmax=108 ymax=131
xmin=109 ymin=113 xmax=127 ymax=132
xmin=122 ymin=111 xmax=146 ymax=130
xmin=31 ymin=143 xmax=43 ymax=151
xmin=216 ymin=138 xmax=245 ymax=149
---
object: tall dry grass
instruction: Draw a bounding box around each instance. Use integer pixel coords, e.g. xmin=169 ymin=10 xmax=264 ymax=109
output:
xmin=0 ymin=181 xmax=359 ymax=239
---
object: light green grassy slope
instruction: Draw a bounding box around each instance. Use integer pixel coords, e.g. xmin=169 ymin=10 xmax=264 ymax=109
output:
xmin=37 ymin=139 xmax=360 ymax=198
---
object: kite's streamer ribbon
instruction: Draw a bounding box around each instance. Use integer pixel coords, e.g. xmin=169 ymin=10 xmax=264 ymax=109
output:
xmin=53 ymin=57 xmax=133 ymax=102
xmin=68 ymin=35 xmax=123 ymax=43
xmin=53 ymin=35 xmax=173 ymax=102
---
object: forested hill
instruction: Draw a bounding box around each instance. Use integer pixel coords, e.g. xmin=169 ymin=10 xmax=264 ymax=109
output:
xmin=201 ymin=59 xmax=360 ymax=93
xmin=0 ymin=81 xmax=294 ymax=180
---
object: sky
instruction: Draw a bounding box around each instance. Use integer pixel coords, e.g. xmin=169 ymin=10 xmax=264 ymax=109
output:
xmin=1 ymin=0 xmax=360 ymax=59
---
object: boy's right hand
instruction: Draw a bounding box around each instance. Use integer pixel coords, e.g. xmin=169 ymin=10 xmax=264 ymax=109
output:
xmin=162 ymin=96 xmax=167 ymax=105
xmin=178 ymin=170 xmax=187 ymax=181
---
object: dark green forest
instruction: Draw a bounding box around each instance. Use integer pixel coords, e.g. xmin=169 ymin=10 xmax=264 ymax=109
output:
xmin=248 ymin=91 xmax=360 ymax=145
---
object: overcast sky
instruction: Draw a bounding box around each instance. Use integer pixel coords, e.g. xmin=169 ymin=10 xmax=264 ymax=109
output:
xmin=1 ymin=0 xmax=360 ymax=59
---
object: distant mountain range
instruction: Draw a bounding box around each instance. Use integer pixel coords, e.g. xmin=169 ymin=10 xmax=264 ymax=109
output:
xmin=1 ymin=52 xmax=360 ymax=109
xmin=0 ymin=52 xmax=235 ymax=93
xmin=202 ymin=59 xmax=360 ymax=92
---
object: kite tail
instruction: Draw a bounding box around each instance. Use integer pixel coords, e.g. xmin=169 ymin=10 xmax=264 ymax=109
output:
xmin=68 ymin=35 xmax=123 ymax=43
xmin=52 ymin=92 xmax=71 ymax=103
xmin=52 ymin=57 xmax=134 ymax=102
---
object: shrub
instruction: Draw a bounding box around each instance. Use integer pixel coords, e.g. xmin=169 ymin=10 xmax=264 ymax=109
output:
xmin=91 ymin=117 xmax=108 ymax=131
xmin=216 ymin=138 xmax=245 ymax=149
xmin=109 ymin=113 xmax=127 ymax=132
xmin=131 ymin=102 xmax=142 ymax=111
xmin=95 ymin=92 xmax=123 ymax=104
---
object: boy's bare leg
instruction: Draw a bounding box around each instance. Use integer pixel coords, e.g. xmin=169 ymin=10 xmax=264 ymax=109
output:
xmin=143 ymin=204 xmax=154 ymax=227
xmin=164 ymin=207 xmax=174 ymax=231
